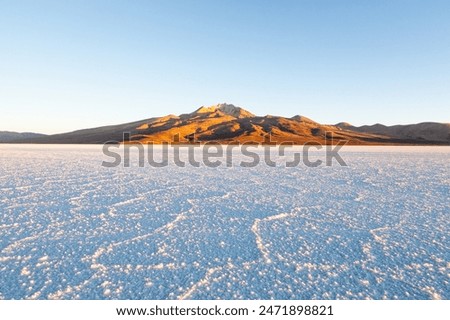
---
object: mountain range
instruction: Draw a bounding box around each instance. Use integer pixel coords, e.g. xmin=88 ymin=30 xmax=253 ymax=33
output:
xmin=2 ymin=104 xmax=449 ymax=145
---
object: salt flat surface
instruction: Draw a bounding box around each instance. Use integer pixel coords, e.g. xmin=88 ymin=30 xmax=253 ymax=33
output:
xmin=0 ymin=145 xmax=449 ymax=299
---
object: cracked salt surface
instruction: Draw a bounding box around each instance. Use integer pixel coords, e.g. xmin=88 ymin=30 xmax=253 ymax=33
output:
xmin=0 ymin=145 xmax=448 ymax=299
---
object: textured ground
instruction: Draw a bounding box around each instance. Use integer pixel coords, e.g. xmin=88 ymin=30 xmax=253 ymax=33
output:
xmin=0 ymin=145 xmax=448 ymax=299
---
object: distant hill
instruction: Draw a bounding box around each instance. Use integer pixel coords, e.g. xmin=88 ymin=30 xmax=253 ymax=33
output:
xmin=335 ymin=122 xmax=450 ymax=143
xmin=0 ymin=131 xmax=47 ymax=143
xmin=6 ymin=103 xmax=450 ymax=145
xmin=10 ymin=119 xmax=157 ymax=144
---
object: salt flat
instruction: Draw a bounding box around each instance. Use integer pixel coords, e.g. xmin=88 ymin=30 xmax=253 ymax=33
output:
xmin=0 ymin=145 xmax=448 ymax=299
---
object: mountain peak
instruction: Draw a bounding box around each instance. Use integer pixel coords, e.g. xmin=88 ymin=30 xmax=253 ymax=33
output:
xmin=193 ymin=103 xmax=255 ymax=118
xmin=335 ymin=122 xmax=353 ymax=128
xmin=291 ymin=115 xmax=318 ymax=125
xmin=194 ymin=105 xmax=219 ymax=114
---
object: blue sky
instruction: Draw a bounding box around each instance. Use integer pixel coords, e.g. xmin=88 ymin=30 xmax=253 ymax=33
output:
xmin=1 ymin=0 xmax=449 ymax=134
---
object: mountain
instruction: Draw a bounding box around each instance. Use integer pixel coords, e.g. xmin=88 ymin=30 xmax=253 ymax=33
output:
xmin=0 ymin=131 xmax=47 ymax=143
xmin=335 ymin=122 xmax=450 ymax=143
xmin=6 ymin=103 xmax=450 ymax=145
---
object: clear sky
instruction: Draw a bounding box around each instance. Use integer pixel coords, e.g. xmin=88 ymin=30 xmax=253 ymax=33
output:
xmin=1 ymin=0 xmax=449 ymax=134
